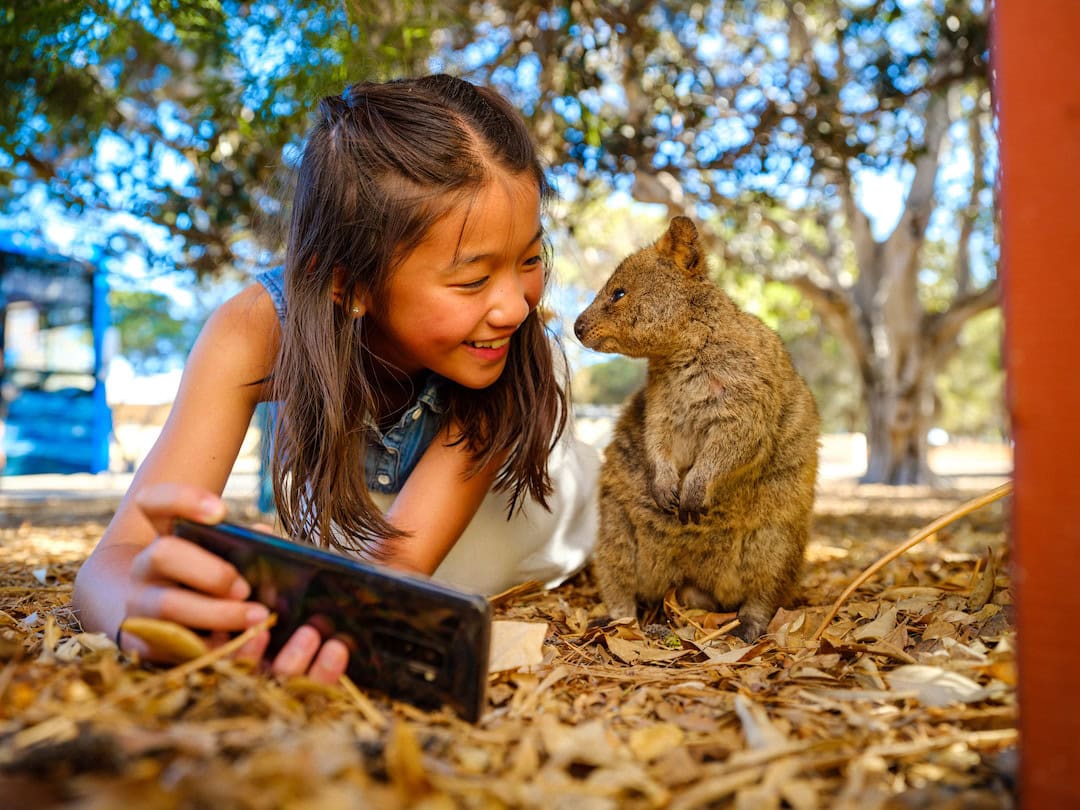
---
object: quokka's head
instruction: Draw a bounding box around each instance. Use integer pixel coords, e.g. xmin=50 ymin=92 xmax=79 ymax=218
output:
xmin=574 ymin=216 xmax=711 ymax=358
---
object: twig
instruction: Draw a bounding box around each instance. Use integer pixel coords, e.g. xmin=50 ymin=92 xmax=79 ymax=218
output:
xmin=488 ymin=580 xmax=544 ymax=608
xmin=696 ymin=618 xmax=742 ymax=645
xmin=812 ymin=481 xmax=1013 ymax=641
xmin=339 ymin=673 xmax=389 ymax=729
xmin=107 ymin=614 xmax=278 ymax=705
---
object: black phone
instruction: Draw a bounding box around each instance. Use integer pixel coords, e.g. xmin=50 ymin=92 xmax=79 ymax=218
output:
xmin=172 ymin=519 xmax=491 ymax=722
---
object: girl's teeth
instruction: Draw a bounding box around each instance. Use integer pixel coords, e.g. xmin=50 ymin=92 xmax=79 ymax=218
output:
xmin=470 ymin=338 xmax=509 ymax=349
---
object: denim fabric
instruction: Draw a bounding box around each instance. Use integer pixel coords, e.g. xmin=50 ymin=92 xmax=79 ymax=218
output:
xmin=255 ymin=266 xmax=447 ymax=494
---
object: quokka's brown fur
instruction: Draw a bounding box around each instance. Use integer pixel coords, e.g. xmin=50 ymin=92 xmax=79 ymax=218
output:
xmin=573 ymin=216 xmax=820 ymax=641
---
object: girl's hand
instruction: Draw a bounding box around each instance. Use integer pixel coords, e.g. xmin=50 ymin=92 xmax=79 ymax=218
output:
xmin=122 ymin=483 xmax=349 ymax=684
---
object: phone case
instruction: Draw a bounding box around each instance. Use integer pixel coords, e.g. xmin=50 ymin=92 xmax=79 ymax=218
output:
xmin=172 ymin=519 xmax=491 ymax=722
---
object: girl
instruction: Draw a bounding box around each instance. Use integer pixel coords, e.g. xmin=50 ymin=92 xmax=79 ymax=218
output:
xmin=72 ymin=74 xmax=598 ymax=683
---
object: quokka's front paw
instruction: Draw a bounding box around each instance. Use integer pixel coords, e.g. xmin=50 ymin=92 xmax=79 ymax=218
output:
xmin=677 ymin=474 xmax=708 ymax=525
xmin=649 ymin=471 xmax=681 ymax=514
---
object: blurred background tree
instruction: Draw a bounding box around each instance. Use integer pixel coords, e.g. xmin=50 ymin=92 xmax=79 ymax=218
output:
xmin=108 ymin=290 xmax=203 ymax=374
xmin=0 ymin=0 xmax=467 ymax=278
xmin=1 ymin=0 xmax=1001 ymax=483
xmin=443 ymin=0 xmax=997 ymax=484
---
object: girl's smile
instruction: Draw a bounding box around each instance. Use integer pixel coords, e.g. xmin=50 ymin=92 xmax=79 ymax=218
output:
xmin=463 ymin=336 xmax=512 ymax=363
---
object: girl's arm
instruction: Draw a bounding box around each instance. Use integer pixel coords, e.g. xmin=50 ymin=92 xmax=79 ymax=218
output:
xmin=377 ymin=421 xmax=504 ymax=576
xmin=74 ymin=285 xmax=271 ymax=635
xmin=72 ymin=284 xmax=347 ymax=682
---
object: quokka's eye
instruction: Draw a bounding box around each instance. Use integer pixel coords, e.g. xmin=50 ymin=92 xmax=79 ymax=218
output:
xmin=610 ymin=288 xmax=626 ymax=303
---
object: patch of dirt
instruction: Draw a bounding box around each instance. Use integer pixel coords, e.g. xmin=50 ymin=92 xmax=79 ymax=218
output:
xmin=0 ymin=480 xmax=1015 ymax=809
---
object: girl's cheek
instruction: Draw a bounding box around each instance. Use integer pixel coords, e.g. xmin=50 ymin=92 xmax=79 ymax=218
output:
xmin=524 ymin=271 xmax=544 ymax=310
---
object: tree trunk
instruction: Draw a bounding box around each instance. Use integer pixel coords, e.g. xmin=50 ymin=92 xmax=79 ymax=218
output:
xmin=862 ymin=364 xmax=937 ymax=485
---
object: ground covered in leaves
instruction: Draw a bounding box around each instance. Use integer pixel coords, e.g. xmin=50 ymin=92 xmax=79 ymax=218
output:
xmin=0 ymin=478 xmax=1015 ymax=809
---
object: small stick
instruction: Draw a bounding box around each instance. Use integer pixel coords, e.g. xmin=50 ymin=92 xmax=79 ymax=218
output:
xmin=811 ymin=481 xmax=1013 ymax=642
xmin=339 ymin=673 xmax=388 ymax=729
xmin=107 ymin=613 xmax=278 ymax=705
xmin=696 ymin=618 xmax=742 ymax=645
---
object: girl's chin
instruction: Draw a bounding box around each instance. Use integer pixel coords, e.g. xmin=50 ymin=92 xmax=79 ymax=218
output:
xmin=444 ymin=361 xmax=508 ymax=390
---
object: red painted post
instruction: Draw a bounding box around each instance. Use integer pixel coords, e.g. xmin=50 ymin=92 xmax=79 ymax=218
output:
xmin=995 ymin=2 xmax=1080 ymax=805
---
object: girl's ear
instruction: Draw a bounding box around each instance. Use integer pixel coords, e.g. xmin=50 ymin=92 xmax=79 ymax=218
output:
xmin=331 ymin=267 xmax=370 ymax=317
xmin=330 ymin=266 xmax=346 ymax=305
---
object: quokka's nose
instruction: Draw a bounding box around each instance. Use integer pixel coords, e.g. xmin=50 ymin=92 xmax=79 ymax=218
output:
xmin=573 ymin=317 xmax=586 ymax=341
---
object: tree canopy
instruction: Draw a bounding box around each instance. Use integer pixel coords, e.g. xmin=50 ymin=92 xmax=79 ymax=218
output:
xmin=2 ymin=0 xmax=1001 ymax=479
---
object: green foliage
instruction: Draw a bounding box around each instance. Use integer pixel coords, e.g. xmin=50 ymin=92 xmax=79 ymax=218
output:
xmin=109 ymin=289 xmax=202 ymax=373
xmin=1 ymin=0 xmax=468 ymax=277
xmin=3 ymin=1 xmax=1001 ymax=442
xmin=573 ymin=356 xmax=647 ymax=406
xmin=935 ymin=309 xmax=1006 ymax=439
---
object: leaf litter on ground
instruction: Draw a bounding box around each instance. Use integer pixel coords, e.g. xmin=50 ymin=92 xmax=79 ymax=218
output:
xmin=0 ymin=480 xmax=1016 ymax=808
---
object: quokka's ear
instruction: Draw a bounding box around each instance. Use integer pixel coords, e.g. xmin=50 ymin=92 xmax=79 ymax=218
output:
xmin=654 ymin=216 xmax=705 ymax=276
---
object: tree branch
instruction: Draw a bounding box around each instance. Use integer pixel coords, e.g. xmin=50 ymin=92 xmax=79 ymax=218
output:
xmin=784 ymin=273 xmax=873 ymax=383
xmin=893 ymin=91 xmax=951 ymax=246
xmin=924 ymin=278 xmax=1001 ymax=359
xmin=954 ymin=108 xmax=987 ymax=297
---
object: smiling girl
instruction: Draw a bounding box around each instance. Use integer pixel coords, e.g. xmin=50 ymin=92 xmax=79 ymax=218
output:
xmin=72 ymin=74 xmax=598 ymax=683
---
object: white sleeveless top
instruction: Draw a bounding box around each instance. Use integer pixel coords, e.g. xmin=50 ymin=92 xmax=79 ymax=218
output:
xmin=368 ymin=429 xmax=599 ymax=595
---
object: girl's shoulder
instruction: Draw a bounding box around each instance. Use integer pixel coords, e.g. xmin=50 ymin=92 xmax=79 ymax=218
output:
xmin=196 ymin=281 xmax=282 ymax=386
xmin=253 ymin=265 xmax=287 ymax=324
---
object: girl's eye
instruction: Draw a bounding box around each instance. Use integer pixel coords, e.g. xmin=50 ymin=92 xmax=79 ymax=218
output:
xmin=610 ymin=288 xmax=626 ymax=303
xmin=458 ymin=277 xmax=489 ymax=290
xmin=523 ymin=255 xmax=543 ymax=268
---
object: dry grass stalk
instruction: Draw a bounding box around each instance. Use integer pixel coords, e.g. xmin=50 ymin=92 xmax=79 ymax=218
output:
xmin=812 ymin=481 xmax=1013 ymax=641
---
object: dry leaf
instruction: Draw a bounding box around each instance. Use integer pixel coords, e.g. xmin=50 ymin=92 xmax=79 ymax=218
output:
xmin=384 ymin=722 xmax=430 ymax=797
xmin=119 ymin=617 xmax=209 ymax=662
xmin=628 ymin=722 xmax=686 ymax=762
xmin=488 ymin=621 xmax=548 ymax=673
xmin=852 ymin=606 xmax=897 ymax=642
xmin=734 ymin=694 xmax=788 ymax=749
xmin=968 ymin=548 xmax=997 ymax=611
xmin=539 ymin=717 xmax=621 ymax=768
xmin=606 ymin=634 xmax=690 ymax=664
xmin=885 ymin=665 xmax=988 ymax=707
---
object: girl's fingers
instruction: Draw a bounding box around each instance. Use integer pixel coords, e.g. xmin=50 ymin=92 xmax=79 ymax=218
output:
xmin=127 ymin=584 xmax=269 ymax=633
xmin=270 ymin=625 xmax=322 ymax=677
xmin=130 ymin=536 xmax=250 ymax=600
xmin=134 ymin=482 xmax=226 ymax=537
xmin=234 ymin=630 xmax=271 ymax=664
xmin=307 ymin=638 xmax=350 ymax=684
xmin=269 ymin=626 xmax=350 ymax=683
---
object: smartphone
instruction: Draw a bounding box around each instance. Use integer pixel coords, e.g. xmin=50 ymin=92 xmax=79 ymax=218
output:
xmin=172 ymin=519 xmax=491 ymax=722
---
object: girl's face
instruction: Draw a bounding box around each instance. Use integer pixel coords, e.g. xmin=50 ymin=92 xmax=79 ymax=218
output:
xmin=364 ymin=171 xmax=545 ymax=390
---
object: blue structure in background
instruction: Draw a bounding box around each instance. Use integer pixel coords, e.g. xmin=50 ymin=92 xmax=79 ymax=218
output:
xmin=0 ymin=235 xmax=112 ymax=475
xmin=256 ymin=400 xmax=277 ymax=514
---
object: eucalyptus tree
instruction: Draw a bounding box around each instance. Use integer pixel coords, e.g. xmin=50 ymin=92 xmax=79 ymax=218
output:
xmin=3 ymin=0 xmax=998 ymax=483
xmin=444 ymin=0 xmax=996 ymax=484
xmin=0 ymin=0 xmax=464 ymax=278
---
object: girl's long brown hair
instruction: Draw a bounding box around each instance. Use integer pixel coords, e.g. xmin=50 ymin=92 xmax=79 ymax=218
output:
xmin=269 ymin=74 xmax=567 ymax=554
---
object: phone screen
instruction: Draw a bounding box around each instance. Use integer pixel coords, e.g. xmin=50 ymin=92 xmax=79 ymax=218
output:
xmin=173 ymin=519 xmax=491 ymax=721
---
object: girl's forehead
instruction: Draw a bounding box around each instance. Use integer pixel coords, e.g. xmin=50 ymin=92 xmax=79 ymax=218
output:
xmin=437 ymin=173 xmax=542 ymax=250
xmin=385 ymin=171 xmax=543 ymax=276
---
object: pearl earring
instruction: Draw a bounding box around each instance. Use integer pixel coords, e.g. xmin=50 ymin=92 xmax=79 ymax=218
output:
xmin=351 ymin=305 xmax=361 ymax=316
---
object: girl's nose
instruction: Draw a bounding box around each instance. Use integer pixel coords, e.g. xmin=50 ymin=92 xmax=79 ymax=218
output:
xmin=489 ymin=275 xmax=532 ymax=328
